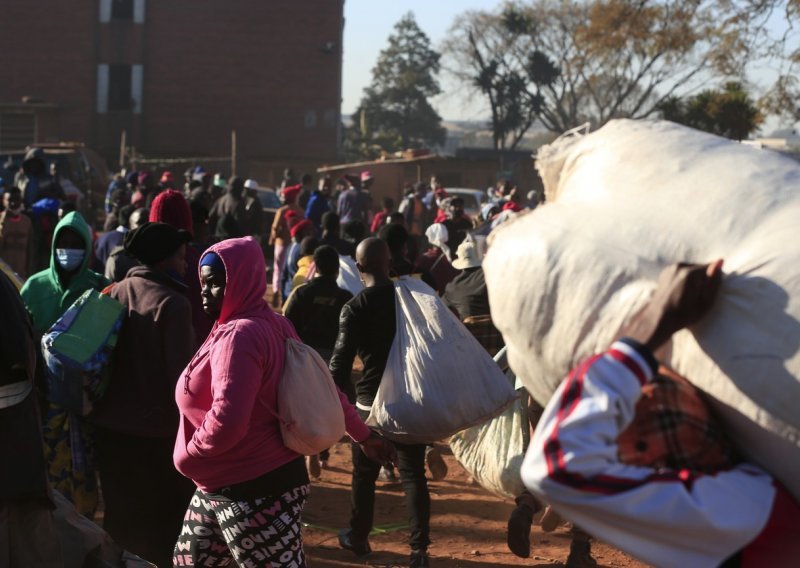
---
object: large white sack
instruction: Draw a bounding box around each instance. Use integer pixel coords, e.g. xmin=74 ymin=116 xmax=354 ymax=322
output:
xmin=450 ymin=369 xmax=529 ymax=500
xmin=484 ymin=119 xmax=800 ymax=500
xmin=337 ymin=255 xmax=364 ymax=295
xmin=366 ymin=277 xmax=517 ymax=443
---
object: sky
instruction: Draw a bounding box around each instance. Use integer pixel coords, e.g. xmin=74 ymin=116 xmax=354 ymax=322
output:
xmin=341 ymin=0 xmax=798 ymax=133
xmin=342 ymin=0 xmax=503 ymax=122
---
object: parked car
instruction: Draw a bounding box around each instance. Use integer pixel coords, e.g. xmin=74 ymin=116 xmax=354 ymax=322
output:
xmin=0 ymin=143 xmax=109 ymax=227
xmin=442 ymin=187 xmax=487 ymax=218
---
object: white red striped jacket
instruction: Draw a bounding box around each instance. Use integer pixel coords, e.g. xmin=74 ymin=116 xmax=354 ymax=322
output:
xmin=522 ymin=339 xmax=800 ymax=567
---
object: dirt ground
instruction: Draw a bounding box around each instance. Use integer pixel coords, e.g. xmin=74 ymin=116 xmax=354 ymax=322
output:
xmin=301 ymin=443 xmax=648 ymax=568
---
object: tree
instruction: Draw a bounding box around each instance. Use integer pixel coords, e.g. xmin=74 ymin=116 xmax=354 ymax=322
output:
xmin=444 ymin=0 xmax=800 ymax=141
xmin=351 ymin=12 xmax=445 ymax=155
xmin=658 ymin=82 xmax=763 ymax=140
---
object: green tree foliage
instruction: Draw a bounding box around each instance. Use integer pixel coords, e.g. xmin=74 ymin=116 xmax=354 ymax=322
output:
xmin=444 ymin=1 xmax=800 ymax=140
xmin=348 ymin=12 xmax=445 ymax=158
xmin=659 ymin=83 xmax=763 ymax=140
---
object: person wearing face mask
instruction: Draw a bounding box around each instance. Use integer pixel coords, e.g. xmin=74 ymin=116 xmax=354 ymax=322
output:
xmin=90 ymin=222 xmax=196 ymax=568
xmin=0 ymin=187 xmax=33 ymax=278
xmin=20 ymin=211 xmax=109 ymax=516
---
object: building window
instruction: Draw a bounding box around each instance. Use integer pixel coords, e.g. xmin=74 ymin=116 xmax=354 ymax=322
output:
xmin=111 ymin=0 xmax=133 ymax=20
xmin=97 ymin=64 xmax=143 ymax=114
xmin=109 ymin=65 xmax=133 ymax=111
xmin=99 ymin=0 xmax=145 ymax=23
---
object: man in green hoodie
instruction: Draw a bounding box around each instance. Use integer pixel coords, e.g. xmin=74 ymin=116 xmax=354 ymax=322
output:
xmin=20 ymin=211 xmax=108 ymax=517
xmin=21 ymin=211 xmax=108 ymax=334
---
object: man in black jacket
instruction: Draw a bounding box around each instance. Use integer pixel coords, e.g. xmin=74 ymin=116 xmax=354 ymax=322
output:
xmin=329 ymin=238 xmax=431 ymax=568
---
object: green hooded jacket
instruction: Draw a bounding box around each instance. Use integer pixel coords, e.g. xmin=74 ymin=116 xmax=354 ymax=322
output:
xmin=20 ymin=212 xmax=109 ymax=334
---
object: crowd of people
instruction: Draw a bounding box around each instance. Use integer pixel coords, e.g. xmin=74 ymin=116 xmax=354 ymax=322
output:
xmin=1 ymin=155 xmax=797 ymax=568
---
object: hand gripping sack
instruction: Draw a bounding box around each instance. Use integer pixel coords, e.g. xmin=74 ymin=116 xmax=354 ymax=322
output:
xmin=484 ymin=118 xmax=800 ymax=500
xmin=41 ymin=289 xmax=125 ymax=416
xmin=277 ymin=337 xmax=346 ymax=455
xmin=365 ymin=277 xmax=516 ymax=443
xmin=450 ymin=368 xmax=529 ymax=499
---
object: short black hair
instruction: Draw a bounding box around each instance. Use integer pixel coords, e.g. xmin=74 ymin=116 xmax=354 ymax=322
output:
xmin=342 ymin=220 xmax=367 ymax=245
xmin=381 ymin=197 xmax=394 ymax=210
xmin=313 ymin=245 xmax=339 ymax=277
xmin=119 ymin=204 xmax=137 ymax=229
xmin=299 ymin=236 xmax=319 ymax=257
xmin=301 ymin=173 xmax=313 ymax=184
xmin=189 ymin=200 xmax=209 ymax=224
xmin=378 ymin=223 xmax=408 ymax=254
xmin=322 ymin=211 xmax=340 ymax=233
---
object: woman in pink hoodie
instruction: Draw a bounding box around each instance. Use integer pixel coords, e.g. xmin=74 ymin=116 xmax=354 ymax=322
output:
xmin=173 ymin=236 xmax=393 ymax=567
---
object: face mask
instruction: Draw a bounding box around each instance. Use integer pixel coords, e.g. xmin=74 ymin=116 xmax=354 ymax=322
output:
xmin=55 ymin=248 xmax=85 ymax=271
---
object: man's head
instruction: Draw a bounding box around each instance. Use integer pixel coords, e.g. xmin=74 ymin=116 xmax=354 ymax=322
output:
xmin=319 ymin=175 xmax=332 ymax=195
xmin=414 ymin=182 xmax=427 ymax=199
xmin=448 ymin=197 xmax=466 ymax=220
xmin=123 ymin=221 xmax=190 ymax=277
xmin=342 ymin=220 xmax=367 ymax=246
xmin=388 ymin=212 xmax=405 ymax=226
xmin=3 ymin=187 xmax=22 ymax=213
xmin=299 ymin=236 xmax=319 ymax=258
xmin=129 ymin=207 xmax=149 ymax=231
xmin=118 ymin=204 xmax=136 ymax=229
xmin=58 ymin=201 xmax=77 ymax=221
xmin=228 ymin=176 xmax=245 ymax=199
xmin=381 ymin=197 xmax=394 ymax=212
xmin=378 ymin=223 xmax=408 ymax=257
xmin=313 ymin=245 xmax=340 ymax=279
xmin=301 ymin=173 xmax=313 ymax=188
xmin=321 ymin=211 xmax=340 ymax=235
xmin=356 ymin=237 xmax=390 ymax=280
xmin=54 ymin=227 xmax=86 ymax=274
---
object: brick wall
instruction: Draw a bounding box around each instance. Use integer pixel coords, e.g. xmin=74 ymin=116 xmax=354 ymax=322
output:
xmin=0 ymin=0 xmax=343 ymax=166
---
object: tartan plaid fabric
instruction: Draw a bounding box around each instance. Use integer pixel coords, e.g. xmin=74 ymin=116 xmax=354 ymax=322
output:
xmin=617 ymin=366 xmax=738 ymax=473
xmin=462 ymin=314 xmax=505 ymax=358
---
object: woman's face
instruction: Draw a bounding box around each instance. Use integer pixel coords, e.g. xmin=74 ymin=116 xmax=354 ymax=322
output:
xmin=200 ymin=265 xmax=226 ymax=319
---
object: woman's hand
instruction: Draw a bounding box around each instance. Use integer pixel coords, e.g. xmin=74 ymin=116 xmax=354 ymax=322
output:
xmin=358 ymin=431 xmax=398 ymax=468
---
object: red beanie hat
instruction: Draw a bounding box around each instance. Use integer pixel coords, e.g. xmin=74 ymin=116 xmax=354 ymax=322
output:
xmin=283 ymin=184 xmax=302 ymax=205
xmin=290 ymin=218 xmax=312 ymax=238
xmin=149 ymin=190 xmax=193 ymax=234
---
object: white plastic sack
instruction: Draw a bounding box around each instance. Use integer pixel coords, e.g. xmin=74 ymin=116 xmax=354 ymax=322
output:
xmin=450 ymin=371 xmax=529 ymax=499
xmin=366 ymin=277 xmax=517 ymax=443
xmin=337 ymin=255 xmax=364 ymax=295
xmin=484 ymin=119 xmax=800 ymax=499
xmin=278 ymin=338 xmax=345 ymax=455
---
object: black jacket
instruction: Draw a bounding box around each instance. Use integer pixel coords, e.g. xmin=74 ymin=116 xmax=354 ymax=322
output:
xmin=284 ymin=276 xmax=353 ymax=356
xmin=329 ymin=283 xmax=395 ymax=405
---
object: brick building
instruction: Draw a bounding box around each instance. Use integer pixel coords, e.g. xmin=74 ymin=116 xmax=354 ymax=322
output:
xmin=0 ymin=0 xmax=344 ymax=182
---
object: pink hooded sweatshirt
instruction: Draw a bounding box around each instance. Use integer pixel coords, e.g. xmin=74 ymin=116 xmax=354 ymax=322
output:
xmin=174 ymin=237 xmax=370 ymax=491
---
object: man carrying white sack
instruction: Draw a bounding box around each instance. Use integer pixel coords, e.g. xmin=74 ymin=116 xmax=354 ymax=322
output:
xmin=522 ymin=260 xmax=800 ymax=567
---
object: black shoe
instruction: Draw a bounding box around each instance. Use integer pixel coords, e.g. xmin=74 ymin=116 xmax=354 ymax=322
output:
xmin=338 ymin=528 xmax=371 ymax=557
xmin=410 ymin=549 xmax=430 ymax=568
xmin=507 ymin=503 xmax=534 ymax=558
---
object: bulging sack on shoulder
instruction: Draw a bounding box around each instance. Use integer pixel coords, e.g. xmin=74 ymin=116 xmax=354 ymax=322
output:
xmin=42 ymin=289 xmax=125 ymax=416
xmin=484 ymin=118 xmax=800 ymax=500
xmin=450 ymin=369 xmax=529 ymax=500
xmin=278 ymin=338 xmax=346 ymax=455
xmin=337 ymin=255 xmax=364 ymax=295
xmin=366 ymin=277 xmax=516 ymax=443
